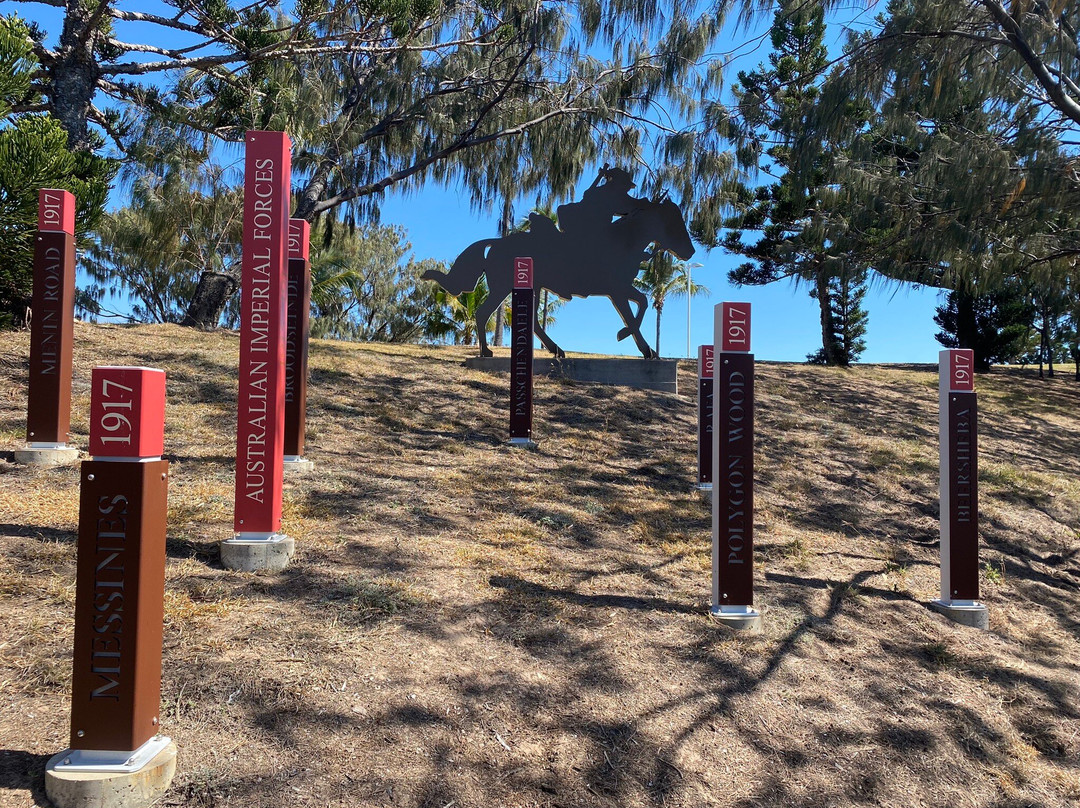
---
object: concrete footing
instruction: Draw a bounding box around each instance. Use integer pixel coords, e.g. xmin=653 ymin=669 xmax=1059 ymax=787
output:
xmin=507 ymin=438 xmax=538 ymax=449
xmin=696 ymin=483 xmax=712 ymax=504
xmin=930 ymin=599 xmax=989 ymax=630
xmin=220 ymin=534 xmax=294 ymax=572
xmin=283 ymin=456 xmax=315 ymax=475
xmin=14 ymin=446 xmax=80 ymax=466
xmin=45 ymin=740 xmax=176 ymax=808
xmin=710 ymin=606 xmax=764 ymax=634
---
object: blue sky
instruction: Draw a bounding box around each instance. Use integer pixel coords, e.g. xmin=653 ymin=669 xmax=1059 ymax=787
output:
xmin=380 ymin=184 xmax=944 ymax=363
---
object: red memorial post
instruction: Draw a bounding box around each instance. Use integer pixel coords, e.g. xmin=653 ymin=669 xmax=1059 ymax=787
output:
xmin=508 ymin=257 xmax=537 ymax=448
xmin=931 ymin=349 xmax=988 ymax=629
xmin=711 ymin=302 xmax=762 ymax=632
xmin=18 ymin=189 xmax=80 ymax=466
xmin=696 ymin=345 xmax=714 ymax=490
xmin=283 ymin=218 xmax=312 ymax=473
xmin=221 ymin=131 xmax=295 ymax=572
xmin=44 ymin=367 xmax=176 ymax=807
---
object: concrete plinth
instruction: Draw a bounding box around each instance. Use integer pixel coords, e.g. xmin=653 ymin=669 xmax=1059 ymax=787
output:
xmin=930 ymin=599 xmax=989 ymax=630
xmin=710 ymin=606 xmax=763 ymax=634
xmin=465 ymin=356 xmax=678 ymax=393
xmin=283 ymin=456 xmax=315 ymax=475
xmin=45 ymin=740 xmax=176 ymax=808
xmin=14 ymin=446 xmax=80 ymax=466
xmin=507 ymin=438 xmax=538 ymax=449
xmin=220 ymin=534 xmax=294 ymax=572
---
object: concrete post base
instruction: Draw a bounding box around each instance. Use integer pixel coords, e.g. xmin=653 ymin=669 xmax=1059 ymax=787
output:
xmin=697 ymin=484 xmax=712 ymax=504
xmin=283 ymin=456 xmax=315 ymax=474
xmin=45 ymin=740 xmax=176 ymax=808
xmin=930 ymin=599 xmax=989 ymax=630
xmin=220 ymin=534 xmax=294 ymax=572
xmin=507 ymin=438 xmax=538 ymax=449
xmin=710 ymin=606 xmax=764 ymax=634
xmin=14 ymin=446 xmax=80 ymax=466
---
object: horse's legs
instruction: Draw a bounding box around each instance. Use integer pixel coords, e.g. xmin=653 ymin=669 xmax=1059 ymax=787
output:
xmin=616 ymin=285 xmax=650 ymax=342
xmin=534 ymin=289 xmax=564 ymax=358
xmin=475 ymin=278 xmax=508 ymax=358
xmin=610 ymin=295 xmax=657 ymax=358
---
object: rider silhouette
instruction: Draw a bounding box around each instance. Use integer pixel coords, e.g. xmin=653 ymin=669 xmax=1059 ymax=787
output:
xmin=528 ymin=165 xmax=644 ymax=239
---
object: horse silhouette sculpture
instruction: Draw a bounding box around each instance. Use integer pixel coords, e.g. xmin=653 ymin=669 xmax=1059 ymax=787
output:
xmin=422 ymin=167 xmax=696 ymax=359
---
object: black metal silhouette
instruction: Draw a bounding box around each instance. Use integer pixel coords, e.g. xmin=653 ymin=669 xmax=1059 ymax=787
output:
xmin=422 ymin=167 xmax=696 ymax=359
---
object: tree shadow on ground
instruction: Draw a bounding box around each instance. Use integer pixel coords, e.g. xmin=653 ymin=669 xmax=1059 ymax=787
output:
xmin=0 ymin=749 xmax=52 ymax=807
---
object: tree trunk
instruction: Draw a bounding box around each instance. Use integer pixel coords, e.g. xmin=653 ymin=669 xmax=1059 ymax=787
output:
xmin=955 ymin=289 xmax=986 ymax=371
xmin=52 ymin=1 xmax=102 ymax=152
xmin=1039 ymin=314 xmax=1048 ymax=378
xmin=293 ymin=151 xmax=339 ymax=220
xmin=1044 ymin=308 xmax=1055 ymax=377
xmin=492 ymin=197 xmax=514 ymax=347
xmin=181 ymin=271 xmax=240 ymax=330
xmin=815 ymin=270 xmax=840 ymax=365
xmin=655 ymin=301 xmax=662 ymax=357
xmin=493 ymin=305 xmax=505 ymax=347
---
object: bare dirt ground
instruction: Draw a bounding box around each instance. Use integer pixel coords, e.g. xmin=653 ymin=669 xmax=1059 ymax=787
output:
xmin=1 ymin=321 xmax=1078 ymax=807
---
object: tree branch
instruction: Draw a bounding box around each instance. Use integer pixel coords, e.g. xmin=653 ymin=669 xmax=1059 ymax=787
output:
xmin=978 ymin=0 xmax=1080 ymax=127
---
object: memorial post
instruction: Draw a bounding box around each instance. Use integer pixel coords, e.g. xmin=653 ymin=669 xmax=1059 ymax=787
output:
xmin=18 ymin=189 xmax=80 ymax=466
xmin=283 ymin=218 xmax=312 ymax=473
xmin=697 ymin=344 xmax=714 ymax=492
xmin=931 ymin=349 xmax=988 ymax=629
xmin=711 ymin=302 xmax=762 ymax=632
xmin=220 ymin=130 xmax=295 ymax=572
xmin=44 ymin=367 xmax=176 ymax=808
xmin=508 ymin=257 xmax=537 ymax=448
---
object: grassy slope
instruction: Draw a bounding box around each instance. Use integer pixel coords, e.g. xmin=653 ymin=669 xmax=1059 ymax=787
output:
xmin=0 ymin=321 xmax=1078 ymax=808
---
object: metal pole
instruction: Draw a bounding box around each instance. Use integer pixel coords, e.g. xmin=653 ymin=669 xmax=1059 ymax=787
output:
xmin=687 ymin=263 xmax=692 ymax=359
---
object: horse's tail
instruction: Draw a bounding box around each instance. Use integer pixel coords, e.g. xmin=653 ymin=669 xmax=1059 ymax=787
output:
xmin=420 ymin=239 xmax=495 ymax=295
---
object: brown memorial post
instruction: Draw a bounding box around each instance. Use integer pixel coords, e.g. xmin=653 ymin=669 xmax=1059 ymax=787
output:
xmin=17 ymin=189 xmax=80 ymax=466
xmin=710 ymin=302 xmax=762 ymax=632
xmin=220 ymin=131 xmax=295 ymax=573
xmin=508 ymin=257 xmax=537 ymax=448
xmin=931 ymin=348 xmax=988 ymax=629
xmin=696 ymin=344 xmax=714 ymax=491
xmin=283 ymin=218 xmax=313 ymax=473
xmin=44 ymin=367 xmax=176 ymax=808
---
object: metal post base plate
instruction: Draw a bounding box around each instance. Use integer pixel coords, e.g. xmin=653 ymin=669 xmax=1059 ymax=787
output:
xmin=50 ymin=735 xmax=172 ymax=774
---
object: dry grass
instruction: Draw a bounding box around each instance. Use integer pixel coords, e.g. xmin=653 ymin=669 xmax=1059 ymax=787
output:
xmin=0 ymin=322 xmax=1078 ymax=807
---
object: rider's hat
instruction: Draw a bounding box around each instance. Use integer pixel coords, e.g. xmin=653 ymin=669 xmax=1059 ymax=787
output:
xmin=602 ymin=166 xmax=636 ymax=189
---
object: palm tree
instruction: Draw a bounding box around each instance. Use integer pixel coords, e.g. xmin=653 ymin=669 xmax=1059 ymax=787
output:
xmin=635 ymin=248 xmax=707 ymax=357
xmin=431 ymin=276 xmax=493 ymax=346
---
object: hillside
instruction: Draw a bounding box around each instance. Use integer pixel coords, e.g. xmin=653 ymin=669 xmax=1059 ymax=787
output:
xmin=1 ymin=322 xmax=1079 ymax=808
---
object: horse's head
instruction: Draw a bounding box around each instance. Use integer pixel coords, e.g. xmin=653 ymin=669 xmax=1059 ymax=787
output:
xmin=654 ymin=197 xmax=696 ymax=261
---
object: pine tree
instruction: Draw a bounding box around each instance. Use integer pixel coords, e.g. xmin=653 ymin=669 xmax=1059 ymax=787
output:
xmin=818 ymin=0 xmax=1080 ymax=307
xmin=807 ymin=268 xmax=869 ymax=365
xmin=720 ymin=0 xmax=870 ymax=366
xmin=0 ymin=16 xmax=112 ymax=327
xmin=934 ymin=287 xmax=1034 ymax=371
